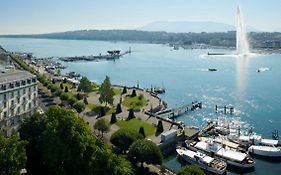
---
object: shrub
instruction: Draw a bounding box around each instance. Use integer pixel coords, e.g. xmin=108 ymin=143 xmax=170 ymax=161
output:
xmin=83 ymin=97 xmax=88 ymax=105
xmin=131 ymin=89 xmax=137 ymax=97
xmin=50 ymin=86 xmax=58 ymax=93
xmin=110 ymin=113 xmax=117 ymax=124
xmin=156 ymin=120 xmax=164 ymax=134
xmin=52 ymin=79 xmax=55 ymax=84
xmin=116 ymin=103 xmax=122 ymax=114
xmin=64 ymin=86 xmax=69 ymax=93
xmin=68 ymin=97 xmax=77 ymax=107
xmin=99 ymin=106 xmax=106 ymax=117
xmin=60 ymin=92 xmax=69 ymax=101
xmin=139 ymin=126 xmax=146 ymax=138
xmin=47 ymin=84 xmax=52 ymax=89
xmin=76 ymin=93 xmax=83 ymax=100
xmin=127 ymin=109 xmax=135 ymax=120
xmin=122 ymin=86 xmax=127 ymax=94
xmin=55 ymin=89 xmax=63 ymax=96
xmin=73 ymin=101 xmax=85 ymax=113
xmin=60 ymin=83 xmax=64 ymax=89
xmin=138 ymin=94 xmax=144 ymax=100
xmin=178 ymin=165 xmax=205 ymax=175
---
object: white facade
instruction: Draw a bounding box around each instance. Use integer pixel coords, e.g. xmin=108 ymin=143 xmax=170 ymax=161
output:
xmin=0 ymin=69 xmax=38 ymax=136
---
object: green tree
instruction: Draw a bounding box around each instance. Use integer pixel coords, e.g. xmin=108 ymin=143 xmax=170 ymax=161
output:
xmin=127 ymin=109 xmax=135 ymax=120
xmin=99 ymin=106 xmax=106 ymax=117
xmin=94 ymin=118 xmax=110 ymax=136
xmin=99 ymin=76 xmax=114 ymax=106
xmin=76 ymin=93 xmax=83 ymax=100
xmin=128 ymin=140 xmax=163 ymax=166
xmin=177 ymin=165 xmax=205 ymax=175
xmin=0 ymin=133 xmax=27 ymax=175
xmin=52 ymin=79 xmax=55 ymax=84
xmin=78 ymin=76 xmax=92 ymax=93
xmin=73 ymin=101 xmax=85 ymax=113
xmin=110 ymin=128 xmax=143 ymax=153
xmin=156 ymin=120 xmax=164 ymax=134
xmin=83 ymin=96 xmax=88 ymax=105
xmin=116 ymin=103 xmax=122 ymax=114
xmin=110 ymin=113 xmax=117 ymax=124
xmin=139 ymin=126 xmax=146 ymax=138
xmin=19 ymin=106 xmax=133 ymax=175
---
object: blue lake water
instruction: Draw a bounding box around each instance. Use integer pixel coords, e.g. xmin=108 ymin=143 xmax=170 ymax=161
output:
xmin=1 ymin=38 xmax=281 ymax=174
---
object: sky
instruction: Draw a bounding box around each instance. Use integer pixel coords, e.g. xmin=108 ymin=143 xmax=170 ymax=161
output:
xmin=0 ymin=0 xmax=280 ymax=34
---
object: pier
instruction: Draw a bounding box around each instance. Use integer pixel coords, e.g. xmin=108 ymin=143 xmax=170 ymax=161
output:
xmin=156 ymin=101 xmax=202 ymax=120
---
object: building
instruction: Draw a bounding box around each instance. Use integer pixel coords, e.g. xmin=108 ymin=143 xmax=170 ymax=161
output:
xmin=0 ymin=69 xmax=38 ymax=136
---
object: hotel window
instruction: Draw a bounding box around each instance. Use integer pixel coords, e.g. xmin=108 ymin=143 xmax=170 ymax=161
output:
xmin=29 ymin=87 xmax=31 ymax=93
xmin=17 ymin=90 xmax=20 ymax=97
xmin=28 ymin=94 xmax=31 ymax=100
xmin=11 ymin=109 xmax=14 ymax=116
xmin=11 ymin=91 xmax=14 ymax=98
xmin=4 ymin=94 xmax=7 ymax=100
xmin=23 ymin=89 xmax=26 ymax=94
xmin=17 ymin=97 xmax=20 ymax=103
xmin=3 ymin=112 xmax=7 ymax=118
xmin=4 ymin=101 xmax=7 ymax=108
xmin=1 ymin=84 xmax=6 ymax=90
xmin=34 ymin=86 xmax=36 ymax=91
xmin=11 ymin=100 xmax=14 ymax=106
xmin=28 ymin=103 xmax=31 ymax=109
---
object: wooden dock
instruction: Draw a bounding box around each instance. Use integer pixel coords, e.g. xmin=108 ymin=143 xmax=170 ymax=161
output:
xmin=156 ymin=101 xmax=202 ymax=120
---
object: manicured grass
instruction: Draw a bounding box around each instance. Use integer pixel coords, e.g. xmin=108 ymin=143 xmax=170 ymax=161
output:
xmin=122 ymin=94 xmax=147 ymax=109
xmin=87 ymin=103 xmax=116 ymax=115
xmin=116 ymin=118 xmax=156 ymax=136
xmin=113 ymin=88 xmax=121 ymax=95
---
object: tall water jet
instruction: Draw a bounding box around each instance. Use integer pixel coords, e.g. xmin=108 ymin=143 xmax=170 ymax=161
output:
xmin=236 ymin=6 xmax=250 ymax=55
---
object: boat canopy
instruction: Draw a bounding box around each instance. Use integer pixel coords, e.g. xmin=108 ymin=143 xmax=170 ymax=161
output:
xmin=216 ymin=148 xmax=246 ymax=162
xmin=261 ymin=139 xmax=278 ymax=146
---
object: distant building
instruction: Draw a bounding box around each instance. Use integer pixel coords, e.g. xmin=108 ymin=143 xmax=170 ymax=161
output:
xmin=0 ymin=69 xmax=38 ymax=136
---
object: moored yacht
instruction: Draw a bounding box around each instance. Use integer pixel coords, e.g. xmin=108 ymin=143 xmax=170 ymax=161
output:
xmin=176 ymin=148 xmax=227 ymax=175
xmin=187 ymin=139 xmax=255 ymax=168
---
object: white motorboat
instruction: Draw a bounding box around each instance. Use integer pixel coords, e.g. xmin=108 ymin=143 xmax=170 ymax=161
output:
xmin=176 ymin=148 xmax=227 ymax=175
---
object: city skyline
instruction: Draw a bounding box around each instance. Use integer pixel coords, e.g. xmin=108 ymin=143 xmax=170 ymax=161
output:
xmin=0 ymin=0 xmax=280 ymax=34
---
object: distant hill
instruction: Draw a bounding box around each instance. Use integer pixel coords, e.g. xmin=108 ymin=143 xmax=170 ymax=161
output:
xmin=139 ymin=21 xmax=258 ymax=33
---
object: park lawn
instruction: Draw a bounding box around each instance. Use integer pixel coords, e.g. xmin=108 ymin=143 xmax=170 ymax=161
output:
xmin=87 ymin=103 xmax=116 ymax=115
xmin=122 ymin=94 xmax=147 ymax=109
xmin=116 ymin=118 xmax=156 ymax=136
xmin=113 ymin=88 xmax=121 ymax=95
xmin=55 ymin=82 xmax=73 ymax=90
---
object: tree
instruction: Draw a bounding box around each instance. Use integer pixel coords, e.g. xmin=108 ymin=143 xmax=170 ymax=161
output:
xmin=78 ymin=76 xmax=92 ymax=93
xmin=64 ymin=86 xmax=69 ymax=93
xmin=60 ymin=83 xmax=64 ymax=89
xmin=139 ymin=126 xmax=146 ymax=138
xmin=52 ymin=79 xmax=55 ymax=84
xmin=128 ymin=140 xmax=163 ymax=166
xmin=94 ymin=118 xmax=110 ymax=136
xmin=116 ymin=103 xmax=122 ymax=114
xmin=156 ymin=120 xmax=164 ymax=134
xmin=19 ymin=106 xmax=134 ymax=175
xmin=73 ymin=101 xmax=85 ymax=113
xmin=0 ymin=132 xmax=27 ymax=175
xmin=127 ymin=109 xmax=135 ymax=120
xmin=110 ymin=113 xmax=117 ymax=124
xmin=122 ymin=86 xmax=127 ymax=94
xmin=131 ymin=89 xmax=137 ymax=97
xmin=177 ymin=165 xmax=205 ymax=175
xmin=99 ymin=76 xmax=114 ymax=106
xmin=110 ymin=128 xmax=143 ymax=153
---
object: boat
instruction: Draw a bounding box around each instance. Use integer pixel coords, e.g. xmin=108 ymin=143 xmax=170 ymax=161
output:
xmin=187 ymin=139 xmax=255 ymax=168
xmin=237 ymin=134 xmax=281 ymax=157
xmin=257 ymin=67 xmax=270 ymax=73
xmin=208 ymin=68 xmax=217 ymax=72
xmin=176 ymin=148 xmax=227 ymax=175
xmin=207 ymin=52 xmax=225 ymax=56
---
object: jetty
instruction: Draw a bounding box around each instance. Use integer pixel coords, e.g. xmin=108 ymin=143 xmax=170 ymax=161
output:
xmin=156 ymin=101 xmax=202 ymax=120
xmin=59 ymin=49 xmax=131 ymax=62
xmin=215 ymin=105 xmax=234 ymax=114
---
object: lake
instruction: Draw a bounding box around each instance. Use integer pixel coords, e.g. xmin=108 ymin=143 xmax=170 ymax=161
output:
xmin=1 ymin=38 xmax=281 ymax=175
